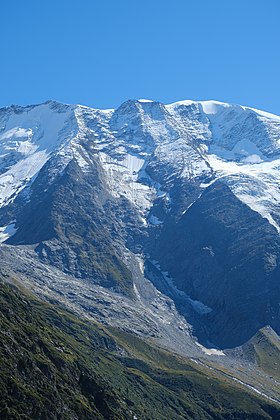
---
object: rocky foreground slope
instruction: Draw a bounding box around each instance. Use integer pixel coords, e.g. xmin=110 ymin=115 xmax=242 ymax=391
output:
xmin=1 ymin=279 xmax=279 ymax=419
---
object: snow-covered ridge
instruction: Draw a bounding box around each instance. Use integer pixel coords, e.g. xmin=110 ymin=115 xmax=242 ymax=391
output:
xmin=0 ymin=101 xmax=77 ymax=206
xmin=166 ymin=98 xmax=280 ymax=121
xmin=0 ymin=98 xmax=280 ymax=232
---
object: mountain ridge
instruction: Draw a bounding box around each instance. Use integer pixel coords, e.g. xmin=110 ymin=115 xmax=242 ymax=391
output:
xmin=0 ymin=97 xmax=280 ymax=350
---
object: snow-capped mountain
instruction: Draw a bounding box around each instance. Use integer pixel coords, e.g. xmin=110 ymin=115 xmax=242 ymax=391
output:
xmin=1 ymin=98 xmax=280 ymax=350
xmin=1 ymin=98 xmax=280 ymax=230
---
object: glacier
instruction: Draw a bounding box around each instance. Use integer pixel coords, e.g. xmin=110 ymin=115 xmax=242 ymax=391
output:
xmin=0 ymin=98 xmax=280 ymax=232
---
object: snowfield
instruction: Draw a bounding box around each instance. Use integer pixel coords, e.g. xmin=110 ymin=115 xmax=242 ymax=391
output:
xmin=0 ymin=98 xmax=280 ymax=232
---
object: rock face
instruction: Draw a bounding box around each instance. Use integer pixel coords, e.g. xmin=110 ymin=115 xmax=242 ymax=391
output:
xmin=1 ymin=98 xmax=280 ymax=349
xmin=151 ymin=181 xmax=280 ymax=347
xmin=7 ymin=158 xmax=135 ymax=295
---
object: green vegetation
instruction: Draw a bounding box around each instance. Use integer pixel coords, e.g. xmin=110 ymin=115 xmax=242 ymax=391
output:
xmin=244 ymin=327 xmax=280 ymax=380
xmin=0 ymin=279 xmax=279 ymax=419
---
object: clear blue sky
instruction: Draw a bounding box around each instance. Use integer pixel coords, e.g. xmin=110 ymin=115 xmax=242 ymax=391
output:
xmin=1 ymin=0 xmax=280 ymax=114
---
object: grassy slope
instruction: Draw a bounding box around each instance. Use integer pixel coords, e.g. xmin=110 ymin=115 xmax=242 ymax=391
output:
xmin=243 ymin=327 xmax=280 ymax=380
xmin=0 ymin=279 xmax=279 ymax=420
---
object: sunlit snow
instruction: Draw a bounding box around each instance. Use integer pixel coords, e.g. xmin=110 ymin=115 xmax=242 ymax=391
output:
xmin=0 ymin=223 xmax=17 ymax=243
xmin=1 ymin=98 xmax=280 ymax=233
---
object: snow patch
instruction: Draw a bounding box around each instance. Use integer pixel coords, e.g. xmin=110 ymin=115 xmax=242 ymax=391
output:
xmin=206 ymin=154 xmax=280 ymax=232
xmin=200 ymin=100 xmax=231 ymax=115
xmin=151 ymin=260 xmax=212 ymax=315
xmin=0 ymin=102 xmax=76 ymax=207
xmin=0 ymin=127 xmax=33 ymax=141
xmin=242 ymin=154 xmax=263 ymax=164
xmin=0 ymin=223 xmax=17 ymax=243
xmin=149 ymin=215 xmax=163 ymax=225
xmin=138 ymin=99 xmax=154 ymax=103
xmin=196 ymin=343 xmax=225 ymax=356
xmin=99 ymin=151 xmax=153 ymax=212
xmin=209 ymin=138 xmax=266 ymax=162
xmin=0 ymin=151 xmax=49 ymax=206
